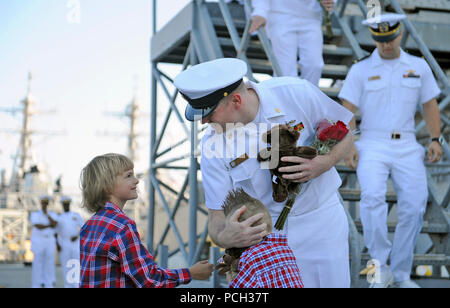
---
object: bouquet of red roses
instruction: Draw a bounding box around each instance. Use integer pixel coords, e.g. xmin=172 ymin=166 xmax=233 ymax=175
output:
xmin=313 ymin=119 xmax=349 ymax=155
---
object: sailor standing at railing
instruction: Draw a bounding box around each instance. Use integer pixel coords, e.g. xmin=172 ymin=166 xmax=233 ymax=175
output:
xmin=249 ymin=0 xmax=335 ymax=85
xmin=30 ymin=195 xmax=59 ymax=288
xmin=339 ymin=13 xmax=443 ymax=288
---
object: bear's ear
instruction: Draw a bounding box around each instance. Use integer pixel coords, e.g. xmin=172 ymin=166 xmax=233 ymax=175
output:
xmin=287 ymin=126 xmax=300 ymax=141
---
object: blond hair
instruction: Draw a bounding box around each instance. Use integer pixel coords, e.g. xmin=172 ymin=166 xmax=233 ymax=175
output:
xmin=80 ymin=153 xmax=134 ymax=213
xmin=222 ymin=188 xmax=272 ymax=233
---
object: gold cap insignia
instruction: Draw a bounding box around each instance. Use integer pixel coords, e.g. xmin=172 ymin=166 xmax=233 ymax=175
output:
xmin=378 ymin=22 xmax=389 ymax=33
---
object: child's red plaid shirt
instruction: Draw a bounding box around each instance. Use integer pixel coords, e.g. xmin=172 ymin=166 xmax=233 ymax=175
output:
xmin=80 ymin=202 xmax=191 ymax=288
xmin=229 ymin=233 xmax=304 ymax=288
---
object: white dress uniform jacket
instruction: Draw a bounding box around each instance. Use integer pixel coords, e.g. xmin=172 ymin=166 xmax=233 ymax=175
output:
xmin=30 ymin=210 xmax=58 ymax=288
xmin=56 ymin=211 xmax=84 ymax=288
xmin=251 ymin=0 xmax=325 ymax=85
xmin=202 ymin=77 xmax=354 ymax=287
xmin=338 ymin=48 xmax=440 ymax=282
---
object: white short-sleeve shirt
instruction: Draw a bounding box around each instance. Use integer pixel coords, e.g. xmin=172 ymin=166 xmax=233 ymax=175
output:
xmin=30 ymin=210 xmax=58 ymax=239
xmin=56 ymin=211 xmax=84 ymax=243
xmin=201 ymin=77 xmax=354 ymax=217
xmin=338 ymin=48 xmax=440 ymax=134
xmin=251 ymin=0 xmax=322 ymax=21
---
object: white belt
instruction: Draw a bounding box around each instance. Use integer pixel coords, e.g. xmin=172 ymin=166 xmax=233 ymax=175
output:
xmin=361 ymin=131 xmax=416 ymax=141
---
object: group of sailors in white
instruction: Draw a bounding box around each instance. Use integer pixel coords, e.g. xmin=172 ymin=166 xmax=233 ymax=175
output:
xmin=30 ymin=195 xmax=83 ymax=288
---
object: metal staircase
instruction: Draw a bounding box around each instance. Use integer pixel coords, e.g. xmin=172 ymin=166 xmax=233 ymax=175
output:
xmin=149 ymin=0 xmax=450 ymax=287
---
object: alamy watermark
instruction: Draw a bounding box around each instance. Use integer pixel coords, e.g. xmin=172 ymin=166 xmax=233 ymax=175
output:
xmin=366 ymin=0 xmax=381 ymax=22
xmin=65 ymin=259 xmax=81 ymax=285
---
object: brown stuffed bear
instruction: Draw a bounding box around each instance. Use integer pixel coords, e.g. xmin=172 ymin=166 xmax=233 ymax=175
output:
xmin=257 ymin=122 xmax=317 ymax=203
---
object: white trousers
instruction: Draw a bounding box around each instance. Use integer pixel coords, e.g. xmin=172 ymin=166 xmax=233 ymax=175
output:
xmin=59 ymin=240 xmax=80 ymax=288
xmin=31 ymin=237 xmax=56 ymax=288
xmin=266 ymin=13 xmax=324 ymax=86
xmin=355 ymin=136 xmax=428 ymax=282
xmin=275 ymin=193 xmax=350 ymax=288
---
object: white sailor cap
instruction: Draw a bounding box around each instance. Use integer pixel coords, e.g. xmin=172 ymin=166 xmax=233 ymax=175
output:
xmin=174 ymin=58 xmax=247 ymax=122
xmin=60 ymin=195 xmax=72 ymax=203
xmin=362 ymin=13 xmax=406 ymax=42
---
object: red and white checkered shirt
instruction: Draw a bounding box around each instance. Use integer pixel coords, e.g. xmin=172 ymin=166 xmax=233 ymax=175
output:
xmin=80 ymin=202 xmax=191 ymax=288
xmin=229 ymin=233 xmax=304 ymax=288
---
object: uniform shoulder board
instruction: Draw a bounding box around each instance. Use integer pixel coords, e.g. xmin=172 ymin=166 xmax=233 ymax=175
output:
xmin=353 ymin=54 xmax=370 ymax=64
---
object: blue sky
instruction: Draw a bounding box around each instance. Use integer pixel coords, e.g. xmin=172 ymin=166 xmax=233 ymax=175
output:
xmin=0 ymin=0 xmax=192 ymax=195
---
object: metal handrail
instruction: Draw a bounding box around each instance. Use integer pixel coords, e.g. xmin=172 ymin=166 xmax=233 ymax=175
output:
xmin=217 ymin=0 xmax=257 ymax=82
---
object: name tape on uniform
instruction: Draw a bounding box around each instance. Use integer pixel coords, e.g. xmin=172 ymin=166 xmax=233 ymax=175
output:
xmin=230 ymin=153 xmax=249 ymax=169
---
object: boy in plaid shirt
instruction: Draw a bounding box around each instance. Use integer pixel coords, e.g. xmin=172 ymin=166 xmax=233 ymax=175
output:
xmin=216 ymin=188 xmax=304 ymax=288
xmin=79 ymin=153 xmax=213 ymax=288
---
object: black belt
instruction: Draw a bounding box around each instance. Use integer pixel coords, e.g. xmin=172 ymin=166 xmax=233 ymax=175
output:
xmin=391 ymin=133 xmax=401 ymax=140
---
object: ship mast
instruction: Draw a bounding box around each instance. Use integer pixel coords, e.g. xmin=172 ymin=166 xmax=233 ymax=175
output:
xmin=8 ymin=72 xmax=36 ymax=191
xmin=18 ymin=72 xmax=35 ymax=176
xmin=101 ymin=75 xmax=143 ymax=162
xmin=126 ymin=76 xmax=139 ymax=162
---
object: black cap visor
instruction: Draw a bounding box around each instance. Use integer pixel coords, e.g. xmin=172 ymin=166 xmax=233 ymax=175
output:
xmin=371 ymin=31 xmax=400 ymax=42
xmin=185 ymin=102 xmax=220 ymax=122
xmin=181 ymin=79 xmax=243 ymax=121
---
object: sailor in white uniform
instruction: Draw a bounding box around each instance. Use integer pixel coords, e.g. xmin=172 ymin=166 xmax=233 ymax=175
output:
xmin=56 ymin=196 xmax=84 ymax=288
xmin=249 ymin=0 xmax=335 ymax=85
xmin=339 ymin=14 xmax=443 ymax=288
xmin=30 ymin=195 xmax=58 ymax=288
xmin=174 ymin=58 xmax=354 ymax=287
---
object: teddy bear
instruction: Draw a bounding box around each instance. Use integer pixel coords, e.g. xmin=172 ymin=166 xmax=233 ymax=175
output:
xmin=257 ymin=122 xmax=317 ymax=203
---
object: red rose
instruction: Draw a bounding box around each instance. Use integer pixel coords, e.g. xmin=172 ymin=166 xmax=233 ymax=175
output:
xmin=335 ymin=121 xmax=349 ymax=141
xmin=316 ymin=120 xmax=332 ymax=141
xmin=330 ymin=127 xmax=340 ymax=140
xmin=316 ymin=119 xmax=349 ymax=141
xmin=318 ymin=127 xmax=330 ymax=141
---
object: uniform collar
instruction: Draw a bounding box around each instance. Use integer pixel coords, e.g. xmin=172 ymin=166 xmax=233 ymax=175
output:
xmin=249 ymin=81 xmax=286 ymax=121
xmin=370 ymin=48 xmax=410 ymax=68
